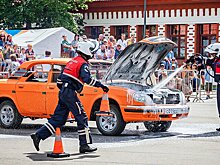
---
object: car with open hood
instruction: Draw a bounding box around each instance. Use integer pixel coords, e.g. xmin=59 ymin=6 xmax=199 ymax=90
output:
xmin=0 ymin=36 xmax=189 ymax=135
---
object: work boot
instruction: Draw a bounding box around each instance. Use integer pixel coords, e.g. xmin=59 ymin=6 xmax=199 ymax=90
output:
xmin=79 ymin=144 xmax=97 ymax=153
xmin=216 ymin=128 xmax=220 ymax=131
xmin=30 ymin=133 xmax=41 ymax=151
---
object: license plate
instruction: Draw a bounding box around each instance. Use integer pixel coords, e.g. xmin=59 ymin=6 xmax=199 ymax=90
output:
xmin=164 ymin=108 xmax=187 ymax=114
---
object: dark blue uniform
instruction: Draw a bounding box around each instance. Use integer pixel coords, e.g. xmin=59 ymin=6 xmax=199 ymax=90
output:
xmin=36 ymin=55 xmax=104 ymax=146
xmin=213 ymin=58 xmax=220 ymax=118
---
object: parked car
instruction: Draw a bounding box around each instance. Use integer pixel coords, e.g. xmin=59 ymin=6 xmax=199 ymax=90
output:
xmin=0 ymin=36 xmax=189 ymax=135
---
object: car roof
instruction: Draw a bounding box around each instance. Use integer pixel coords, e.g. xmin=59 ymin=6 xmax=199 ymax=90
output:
xmin=19 ymin=58 xmax=71 ymax=69
xmin=19 ymin=58 xmax=113 ymax=70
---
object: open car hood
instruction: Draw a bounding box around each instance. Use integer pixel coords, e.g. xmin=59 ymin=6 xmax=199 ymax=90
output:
xmin=104 ymin=36 xmax=176 ymax=82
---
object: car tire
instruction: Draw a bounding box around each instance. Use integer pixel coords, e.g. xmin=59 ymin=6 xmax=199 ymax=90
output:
xmin=0 ymin=100 xmax=23 ymax=128
xmin=143 ymin=121 xmax=172 ymax=132
xmin=96 ymin=104 xmax=126 ymax=136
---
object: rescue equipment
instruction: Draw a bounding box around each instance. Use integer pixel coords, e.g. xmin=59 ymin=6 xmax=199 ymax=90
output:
xmin=96 ymin=92 xmax=113 ymax=116
xmin=47 ymin=128 xmax=70 ymax=158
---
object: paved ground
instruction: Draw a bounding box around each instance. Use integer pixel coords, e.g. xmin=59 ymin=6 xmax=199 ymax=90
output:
xmin=0 ymin=98 xmax=220 ymax=165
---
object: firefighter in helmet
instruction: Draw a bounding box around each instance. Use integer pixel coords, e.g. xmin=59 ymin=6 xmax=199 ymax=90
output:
xmin=31 ymin=39 xmax=109 ymax=153
xmin=205 ymin=43 xmax=220 ymax=131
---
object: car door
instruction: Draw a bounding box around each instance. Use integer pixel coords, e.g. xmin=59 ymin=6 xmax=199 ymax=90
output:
xmin=45 ymin=65 xmax=62 ymax=116
xmin=15 ymin=66 xmax=48 ymax=116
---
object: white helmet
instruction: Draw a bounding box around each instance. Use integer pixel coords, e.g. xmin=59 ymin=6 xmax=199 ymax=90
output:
xmin=205 ymin=43 xmax=220 ymax=55
xmin=77 ymin=39 xmax=99 ymax=59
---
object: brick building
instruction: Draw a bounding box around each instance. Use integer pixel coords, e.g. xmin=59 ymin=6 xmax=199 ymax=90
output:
xmin=80 ymin=0 xmax=220 ymax=61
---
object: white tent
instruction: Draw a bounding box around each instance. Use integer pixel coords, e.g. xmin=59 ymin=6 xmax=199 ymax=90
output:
xmin=13 ymin=27 xmax=74 ymax=58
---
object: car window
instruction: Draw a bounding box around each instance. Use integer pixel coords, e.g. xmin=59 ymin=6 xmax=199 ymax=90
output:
xmin=90 ymin=62 xmax=112 ymax=80
xmin=51 ymin=65 xmax=65 ymax=83
xmin=26 ymin=64 xmax=49 ymax=83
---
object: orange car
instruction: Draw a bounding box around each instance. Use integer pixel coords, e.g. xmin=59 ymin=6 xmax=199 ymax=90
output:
xmin=0 ymin=37 xmax=189 ymax=135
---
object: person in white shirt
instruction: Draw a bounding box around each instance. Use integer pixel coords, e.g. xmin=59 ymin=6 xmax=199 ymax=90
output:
xmin=117 ymin=33 xmax=127 ymax=50
xmin=95 ymin=44 xmax=107 ymax=60
xmin=7 ymin=54 xmax=20 ymax=75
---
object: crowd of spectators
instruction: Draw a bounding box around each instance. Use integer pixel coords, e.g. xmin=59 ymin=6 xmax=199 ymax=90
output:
xmin=0 ymin=31 xmax=37 ymax=74
xmin=61 ymin=33 xmax=136 ymax=61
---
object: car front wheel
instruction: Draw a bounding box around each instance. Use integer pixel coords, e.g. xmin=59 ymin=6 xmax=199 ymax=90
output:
xmin=0 ymin=100 xmax=23 ymax=128
xmin=143 ymin=121 xmax=172 ymax=132
xmin=96 ymin=104 xmax=126 ymax=136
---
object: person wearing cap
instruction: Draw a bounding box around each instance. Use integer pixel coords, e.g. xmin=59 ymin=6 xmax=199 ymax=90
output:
xmin=114 ymin=43 xmax=122 ymax=59
xmin=31 ymin=39 xmax=109 ymax=153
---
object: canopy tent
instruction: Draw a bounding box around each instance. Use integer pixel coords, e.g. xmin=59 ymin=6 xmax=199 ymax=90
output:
xmin=9 ymin=27 xmax=74 ymax=58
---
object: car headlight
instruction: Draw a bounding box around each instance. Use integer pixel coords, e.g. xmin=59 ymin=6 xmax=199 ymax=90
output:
xmin=133 ymin=92 xmax=154 ymax=105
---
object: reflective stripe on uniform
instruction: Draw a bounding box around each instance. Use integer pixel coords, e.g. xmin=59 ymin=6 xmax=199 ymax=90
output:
xmin=63 ymin=72 xmax=83 ymax=85
xmin=44 ymin=123 xmax=55 ymax=135
xmin=89 ymin=79 xmax=95 ymax=85
xmin=76 ymin=102 xmax=81 ymax=114
xmin=85 ymin=127 xmax=90 ymax=144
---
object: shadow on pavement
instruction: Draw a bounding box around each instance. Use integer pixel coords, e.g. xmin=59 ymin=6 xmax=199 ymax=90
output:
xmin=0 ymin=124 xmax=181 ymax=144
xmin=178 ymin=131 xmax=220 ymax=138
xmin=25 ymin=152 xmax=100 ymax=161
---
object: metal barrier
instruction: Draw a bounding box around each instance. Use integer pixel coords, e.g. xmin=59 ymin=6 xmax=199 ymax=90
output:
xmin=0 ymin=71 xmax=10 ymax=79
xmin=155 ymin=69 xmax=217 ymax=102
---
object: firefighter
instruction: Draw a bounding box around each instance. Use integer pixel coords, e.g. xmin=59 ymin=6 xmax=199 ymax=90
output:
xmin=205 ymin=43 xmax=220 ymax=131
xmin=31 ymin=39 xmax=109 ymax=153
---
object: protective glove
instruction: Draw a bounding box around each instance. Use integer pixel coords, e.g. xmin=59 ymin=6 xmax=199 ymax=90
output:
xmin=101 ymin=85 xmax=109 ymax=93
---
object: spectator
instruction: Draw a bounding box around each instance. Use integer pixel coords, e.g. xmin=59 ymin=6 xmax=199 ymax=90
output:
xmin=181 ymin=64 xmax=193 ymax=102
xmin=3 ymin=41 xmax=13 ymax=66
xmin=42 ymin=51 xmax=52 ymax=71
xmin=7 ymin=54 xmax=20 ymax=75
xmin=114 ymin=44 xmax=122 ymax=59
xmin=61 ymin=35 xmax=71 ymax=56
xmin=117 ymin=33 xmax=127 ymax=50
xmin=106 ymin=44 xmax=115 ymax=60
xmin=95 ymin=44 xmax=107 ymax=60
xmin=25 ymin=44 xmax=35 ymax=61
xmin=192 ymin=64 xmax=200 ymax=93
xmin=127 ymin=34 xmax=136 ymax=45
xmin=170 ymin=57 xmax=178 ymax=68
xmin=0 ymin=46 xmax=6 ymax=72
xmin=97 ymin=34 xmax=104 ymax=46
xmin=107 ymin=36 xmax=115 ymax=49
xmin=186 ymin=53 xmax=204 ymax=72
xmin=0 ymin=33 xmax=6 ymax=47
xmin=13 ymin=44 xmax=20 ymax=58
xmin=157 ymin=63 xmax=167 ymax=82
xmin=19 ymin=48 xmax=26 ymax=63
xmin=205 ymin=65 xmax=214 ymax=99
xmin=82 ymin=35 xmax=87 ymax=41
xmin=6 ymin=34 xmax=13 ymax=46
xmin=70 ymin=34 xmax=79 ymax=58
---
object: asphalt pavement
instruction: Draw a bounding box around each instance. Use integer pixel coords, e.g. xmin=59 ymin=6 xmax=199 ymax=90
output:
xmin=0 ymin=98 xmax=220 ymax=165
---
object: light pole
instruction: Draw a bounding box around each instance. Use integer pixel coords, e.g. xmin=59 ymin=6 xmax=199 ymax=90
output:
xmin=143 ymin=0 xmax=147 ymax=39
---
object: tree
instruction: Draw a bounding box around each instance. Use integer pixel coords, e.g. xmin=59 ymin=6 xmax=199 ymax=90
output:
xmin=0 ymin=0 xmax=92 ymax=33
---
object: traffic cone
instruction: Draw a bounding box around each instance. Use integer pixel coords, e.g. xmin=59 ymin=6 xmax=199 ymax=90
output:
xmin=96 ymin=92 xmax=113 ymax=116
xmin=66 ymin=112 xmax=74 ymax=123
xmin=47 ymin=128 xmax=70 ymax=158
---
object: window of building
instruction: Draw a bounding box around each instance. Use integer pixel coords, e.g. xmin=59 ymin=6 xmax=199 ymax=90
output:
xmin=197 ymin=24 xmax=218 ymax=54
xmin=115 ymin=26 xmax=128 ymax=40
xmin=167 ymin=25 xmax=187 ymax=59
xmin=136 ymin=25 xmax=157 ymax=41
xmin=85 ymin=26 xmax=103 ymax=39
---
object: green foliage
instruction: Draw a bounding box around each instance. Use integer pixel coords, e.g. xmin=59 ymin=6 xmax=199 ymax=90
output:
xmin=0 ymin=0 xmax=92 ymax=33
